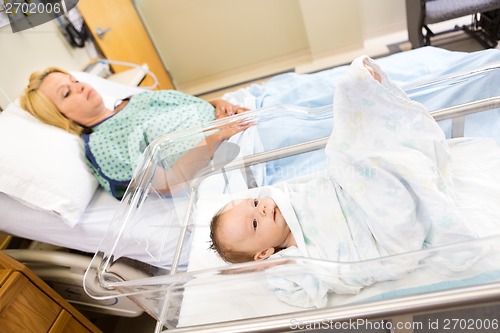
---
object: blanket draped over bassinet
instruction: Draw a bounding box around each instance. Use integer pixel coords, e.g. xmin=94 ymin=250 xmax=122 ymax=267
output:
xmin=267 ymin=56 xmax=476 ymax=308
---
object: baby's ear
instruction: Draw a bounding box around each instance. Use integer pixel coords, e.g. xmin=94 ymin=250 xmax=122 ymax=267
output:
xmin=254 ymin=248 xmax=275 ymax=261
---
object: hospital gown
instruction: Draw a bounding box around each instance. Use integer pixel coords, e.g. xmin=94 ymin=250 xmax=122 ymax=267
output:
xmin=83 ymin=90 xmax=215 ymax=198
xmin=265 ymin=56 xmax=475 ymax=308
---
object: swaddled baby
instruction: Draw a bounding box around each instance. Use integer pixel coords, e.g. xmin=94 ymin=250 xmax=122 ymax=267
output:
xmin=209 ymin=56 xmax=476 ymax=308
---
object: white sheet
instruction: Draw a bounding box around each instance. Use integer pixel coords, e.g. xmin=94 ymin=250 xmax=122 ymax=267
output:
xmin=0 ymin=189 xmax=119 ymax=253
xmin=1 ymin=187 xmax=192 ymax=266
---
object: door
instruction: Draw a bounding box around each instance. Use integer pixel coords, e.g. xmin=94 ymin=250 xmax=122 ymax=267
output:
xmin=78 ymin=0 xmax=174 ymax=90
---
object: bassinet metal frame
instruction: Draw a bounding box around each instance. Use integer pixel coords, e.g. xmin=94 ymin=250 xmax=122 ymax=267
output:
xmin=83 ymin=65 xmax=500 ymax=333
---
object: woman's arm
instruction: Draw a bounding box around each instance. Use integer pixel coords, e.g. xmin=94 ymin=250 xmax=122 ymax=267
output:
xmin=151 ymin=119 xmax=253 ymax=195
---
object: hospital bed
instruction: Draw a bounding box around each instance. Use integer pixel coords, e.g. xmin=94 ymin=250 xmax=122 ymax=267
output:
xmin=0 ymin=46 xmax=499 ymax=323
xmin=81 ymin=47 xmax=500 ymax=332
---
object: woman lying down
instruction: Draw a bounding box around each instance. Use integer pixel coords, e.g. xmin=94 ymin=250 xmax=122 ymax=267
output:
xmin=208 ymin=56 xmax=500 ymax=308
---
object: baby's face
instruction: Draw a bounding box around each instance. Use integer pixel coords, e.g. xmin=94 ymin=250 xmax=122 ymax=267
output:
xmin=218 ymin=196 xmax=291 ymax=260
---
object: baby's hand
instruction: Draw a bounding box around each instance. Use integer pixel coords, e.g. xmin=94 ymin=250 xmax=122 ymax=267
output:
xmin=364 ymin=63 xmax=382 ymax=83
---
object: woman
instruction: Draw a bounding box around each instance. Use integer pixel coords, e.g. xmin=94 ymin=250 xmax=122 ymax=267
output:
xmin=20 ymin=67 xmax=252 ymax=198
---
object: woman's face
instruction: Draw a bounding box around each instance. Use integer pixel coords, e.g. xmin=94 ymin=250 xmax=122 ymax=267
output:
xmin=39 ymin=72 xmax=107 ymax=127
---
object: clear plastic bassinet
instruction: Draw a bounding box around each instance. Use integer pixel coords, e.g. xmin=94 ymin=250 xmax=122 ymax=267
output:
xmin=83 ymin=64 xmax=500 ymax=332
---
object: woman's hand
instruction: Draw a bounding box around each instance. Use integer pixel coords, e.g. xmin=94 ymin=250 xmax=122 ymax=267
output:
xmin=154 ymin=120 xmax=254 ymax=196
xmin=210 ymin=99 xmax=250 ymax=119
xmin=213 ymin=119 xmax=254 ymax=141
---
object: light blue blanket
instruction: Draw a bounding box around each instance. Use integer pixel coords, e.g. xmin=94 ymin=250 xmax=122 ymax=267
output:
xmin=225 ymin=47 xmax=500 ymax=186
xmin=251 ymin=47 xmax=500 ymax=113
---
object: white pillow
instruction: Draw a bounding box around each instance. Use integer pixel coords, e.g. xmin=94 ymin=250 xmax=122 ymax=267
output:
xmin=0 ymin=72 xmax=144 ymax=226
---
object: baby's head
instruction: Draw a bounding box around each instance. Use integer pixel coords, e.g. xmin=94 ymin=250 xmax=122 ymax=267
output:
xmin=209 ymin=196 xmax=292 ymax=263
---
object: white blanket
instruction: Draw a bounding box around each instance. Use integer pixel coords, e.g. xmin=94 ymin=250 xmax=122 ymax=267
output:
xmin=267 ymin=56 xmax=478 ymax=308
xmin=179 ymin=55 xmax=500 ymax=326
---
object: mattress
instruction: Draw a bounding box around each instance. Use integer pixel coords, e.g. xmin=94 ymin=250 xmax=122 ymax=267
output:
xmin=0 ymin=189 xmax=118 ymax=253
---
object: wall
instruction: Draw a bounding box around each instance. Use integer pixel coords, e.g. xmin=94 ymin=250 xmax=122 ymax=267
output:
xmin=0 ymin=0 xmax=408 ymax=107
xmin=299 ymin=0 xmax=363 ymax=56
xmin=135 ymin=0 xmax=311 ymax=93
xmin=0 ymin=20 xmax=93 ymax=110
xmin=360 ymin=0 xmax=407 ymax=38
xmin=135 ymin=0 xmax=407 ymax=94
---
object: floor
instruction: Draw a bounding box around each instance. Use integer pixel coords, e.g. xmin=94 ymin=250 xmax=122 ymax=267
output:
xmin=90 ymin=26 xmax=499 ymax=333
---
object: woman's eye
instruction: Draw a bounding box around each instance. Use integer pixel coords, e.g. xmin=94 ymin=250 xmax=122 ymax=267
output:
xmin=253 ymin=199 xmax=258 ymax=207
xmin=252 ymin=219 xmax=257 ymax=229
xmin=63 ymin=91 xmax=70 ymax=98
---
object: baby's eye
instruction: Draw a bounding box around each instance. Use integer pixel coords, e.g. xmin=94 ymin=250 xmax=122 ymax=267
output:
xmin=253 ymin=199 xmax=258 ymax=207
xmin=252 ymin=219 xmax=257 ymax=230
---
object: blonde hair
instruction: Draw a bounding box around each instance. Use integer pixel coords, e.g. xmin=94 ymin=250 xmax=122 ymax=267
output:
xmin=20 ymin=67 xmax=85 ymax=135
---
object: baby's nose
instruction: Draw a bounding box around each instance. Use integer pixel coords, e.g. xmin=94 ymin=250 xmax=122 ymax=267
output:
xmin=259 ymin=203 xmax=267 ymax=215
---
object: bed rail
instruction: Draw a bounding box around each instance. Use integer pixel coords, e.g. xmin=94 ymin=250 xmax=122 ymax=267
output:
xmin=165 ymin=282 xmax=500 ymax=333
xmin=191 ymin=96 xmax=500 ymax=185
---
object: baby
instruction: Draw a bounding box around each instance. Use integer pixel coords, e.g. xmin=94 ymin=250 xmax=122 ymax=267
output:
xmin=210 ymin=61 xmax=385 ymax=264
xmin=207 ymin=55 xmax=483 ymax=309
xmin=209 ymin=195 xmax=296 ymax=263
